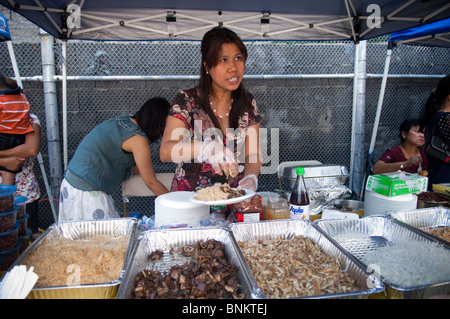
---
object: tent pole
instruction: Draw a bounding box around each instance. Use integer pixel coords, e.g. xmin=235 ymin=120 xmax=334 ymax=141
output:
xmin=349 ymin=42 xmax=359 ymax=193
xmin=360 ymin=44 xmax=393 ymax=200
xmin=62 ymin=40 xmax=68 ymax=171
xmin=40 ymin=30 xmax=63 ymax=202
xmin=37 ymin=152 xmax=58 ymax=223
xmin=6 ymin=41 xmax=22 ymax=87
xmin=369 ymin=44 xmax=393 ymax=154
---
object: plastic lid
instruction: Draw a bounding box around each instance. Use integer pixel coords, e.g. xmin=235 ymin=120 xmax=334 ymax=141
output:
xmin=296 ymin=167 xmax=305 ymax=175
xmin=156 ymin=191 xmax=205 ymax=209
xmin=0 ymin=185 xmax=17 ymax=195
xmin=14 ymin=196 xmax=28 ymax=204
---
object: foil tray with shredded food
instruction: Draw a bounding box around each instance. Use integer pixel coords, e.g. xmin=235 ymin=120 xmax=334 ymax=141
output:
xmin=314 ymin=215 xmax=450 ymax=299
xmin=229 ymin=219 xmax=384 ymax=299
xmin=10 ymin=218 xmax=138 ymax=299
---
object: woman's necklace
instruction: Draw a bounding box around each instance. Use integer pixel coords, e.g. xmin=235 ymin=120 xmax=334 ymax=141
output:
xmin=400 ymin=145 xmax=419 ymax=159
xmin=210 ymin=98 xmax=233 ymax=119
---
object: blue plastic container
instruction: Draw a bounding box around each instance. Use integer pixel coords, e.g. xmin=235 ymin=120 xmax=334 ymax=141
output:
xmin=0 ymin=241 xmax=21 ymax=271
xmin=0 ymin=185 xmax=16 ymax=213
xmin=18 ymin=228 xmax=32 ymax=253
xmin=17 ymin=213 xmax=29 ymax=237
xmin=0 ymin=206 xmax=17 ymax=233
xmin=0 ymin=222 xmax=19 ymax=252
xmin=14 ymin=195 xmax=28 ymax=219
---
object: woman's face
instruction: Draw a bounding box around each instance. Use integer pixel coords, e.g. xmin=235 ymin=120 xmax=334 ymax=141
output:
xmin=207 ymin=42 xmax=245 ymax=96
xmin=403 ymin=125 xmax=425 ymax=146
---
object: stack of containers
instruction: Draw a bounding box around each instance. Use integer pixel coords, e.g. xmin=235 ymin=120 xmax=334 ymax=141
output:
xmin=0 ymin=185 xmax=21 ymax=273
xmin=364 ymin=172 xmax=428 ymax=216
xmin=15 ymin=195 xmax=31 ymax=253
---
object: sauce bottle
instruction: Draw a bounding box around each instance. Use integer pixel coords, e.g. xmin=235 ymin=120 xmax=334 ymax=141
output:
xmin=289 ymin=167 xmax=310 ymax=220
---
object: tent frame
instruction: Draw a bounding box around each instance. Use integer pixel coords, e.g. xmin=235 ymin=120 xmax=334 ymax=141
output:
xmin=3 ymin=1 xmax=449 ymax=41
xmin=2 ymin=1 xmax=449 ymax=200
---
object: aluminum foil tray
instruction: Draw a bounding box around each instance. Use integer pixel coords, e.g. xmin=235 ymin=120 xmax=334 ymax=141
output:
xmin=229 ymin=220 xmax=384 ymax=299
xmin=116 ymin=227 xmax=254 ymax=299
xmin=281 ymin=164 xmax=349 ymax=190
xmin=11 ymin=218 xmax=138 ymax=299
xmin=389 ymin=207 xmax=450 ymax=247
xmin=314 ymin=216 xmax=450 ymax=299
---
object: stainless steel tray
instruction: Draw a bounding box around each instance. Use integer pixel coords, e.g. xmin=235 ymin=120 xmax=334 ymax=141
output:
xmin=116 ymin=227 xmax=254 ymax=299
xmin=389 ymin=207 xmax=450 ymax=247
xmin=281 ymin=164 xmax=349 ymax=190
xmin=11 ymin=218 xmax=138 ymax=299
xmin=229 ymin=220 xmax=384 ymax=299
xmin=314 ymin=216 xmax=450 ymax=298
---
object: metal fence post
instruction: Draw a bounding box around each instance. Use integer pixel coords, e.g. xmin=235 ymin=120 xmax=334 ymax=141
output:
xmin=351 ymin=40 xmax=367 ymax=197
xmin=40 ymin=30 xmax=63 ymax=201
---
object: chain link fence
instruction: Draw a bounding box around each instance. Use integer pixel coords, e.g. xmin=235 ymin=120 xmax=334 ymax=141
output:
xmin=1 ymin=7 xmax=449 ymax=229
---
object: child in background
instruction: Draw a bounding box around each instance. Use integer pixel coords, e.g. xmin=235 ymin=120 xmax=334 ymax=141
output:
xmin=0 ymin=70 xmax=34 ymax=185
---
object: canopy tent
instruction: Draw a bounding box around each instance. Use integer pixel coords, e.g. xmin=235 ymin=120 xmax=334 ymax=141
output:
xmin=1 ymin=0 xmax=450 ymax=41
xmin=1 ymin=1 xmax=449 ymax=200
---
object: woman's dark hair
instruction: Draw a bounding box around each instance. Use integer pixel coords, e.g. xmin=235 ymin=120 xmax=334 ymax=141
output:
xmin=399 ymin=118 xmax=421 ymax=143
xmin=198 ymin=26 xmax=250 ymax=129
xmin=132 ymin=97 xmax=170 ymax=143
xmin=0 ymin=71 xmax=18 ymax=90
xmin=0 ymin=70 xmax=11 ymax=89
xmin=419 ymin=74 xmax=450 ymax=128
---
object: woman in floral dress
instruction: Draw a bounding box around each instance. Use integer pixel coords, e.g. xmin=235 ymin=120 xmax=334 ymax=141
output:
xmin=160 ymin=26 xmax=262 ymax=192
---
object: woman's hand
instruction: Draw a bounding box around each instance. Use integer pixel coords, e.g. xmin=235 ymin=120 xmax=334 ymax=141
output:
xmin=238 ymin=174 xmax=258 ymax=191
xmin=0 ymin=156 xmax=25 ymax=172
xmin=198 ymin=138 xmax=238 ymax=177
xmin=405 ymin=155 xmax=422 ymax=168
xmin=373 ymin=155 xmax=423 ymax=174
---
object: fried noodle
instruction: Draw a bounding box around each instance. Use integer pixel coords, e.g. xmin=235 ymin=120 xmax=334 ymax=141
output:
xmin=21 ymin=235 xmax=128 ymax=287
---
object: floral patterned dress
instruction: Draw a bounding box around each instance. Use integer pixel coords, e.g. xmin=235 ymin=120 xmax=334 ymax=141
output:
xmin=169 ymin=88 xmax=262 ymax=191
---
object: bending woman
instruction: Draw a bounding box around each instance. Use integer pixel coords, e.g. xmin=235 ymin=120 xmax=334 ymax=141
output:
xmin=59 ymin=97 xmax=171 ymax=221
xmin=160 ymin=27 xmax=263 ymax=192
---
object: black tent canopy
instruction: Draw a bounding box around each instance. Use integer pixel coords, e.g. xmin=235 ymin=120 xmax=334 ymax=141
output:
xmin=1 ymin=0 xmax=449 ymax=41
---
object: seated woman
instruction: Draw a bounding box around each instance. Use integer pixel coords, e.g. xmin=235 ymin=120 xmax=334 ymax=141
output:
xmin=373 ymin=118 xmax=428 ymax=175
